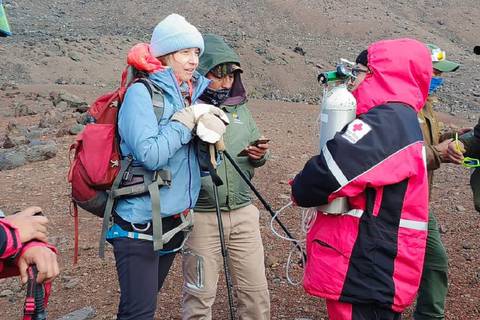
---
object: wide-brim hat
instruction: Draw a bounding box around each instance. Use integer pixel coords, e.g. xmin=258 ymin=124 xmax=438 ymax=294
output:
xmin=433 ymin=60 xmax=460 ymax=72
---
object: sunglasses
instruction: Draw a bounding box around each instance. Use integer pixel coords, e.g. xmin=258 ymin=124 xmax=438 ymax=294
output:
xmin=351 ymin=67 xmax=369 ymax=77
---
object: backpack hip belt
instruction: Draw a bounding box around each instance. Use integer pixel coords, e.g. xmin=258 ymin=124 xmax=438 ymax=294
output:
xmin=106 ymin=208 xmax=194 ymax=254
xmin=99 ymin=157 xmax=181 ymax=257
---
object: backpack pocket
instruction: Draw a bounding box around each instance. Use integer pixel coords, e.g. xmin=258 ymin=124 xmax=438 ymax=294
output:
xmin=78 ymin=123 xmax=120 ymax=187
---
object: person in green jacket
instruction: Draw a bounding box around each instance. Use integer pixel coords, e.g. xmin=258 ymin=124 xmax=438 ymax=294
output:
xmin=182 ymin=34 xmax=270 ymax=320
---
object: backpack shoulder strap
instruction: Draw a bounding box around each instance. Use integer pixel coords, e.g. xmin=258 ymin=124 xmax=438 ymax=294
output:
xmin=134 ymin=78 xmax=165 ymax=123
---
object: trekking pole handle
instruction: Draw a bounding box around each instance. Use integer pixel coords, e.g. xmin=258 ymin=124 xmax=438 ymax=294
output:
xmin=215 ymin=138 xmax=225 ymax=152
xmin=25 ymin=265 xmax=47 ymax=320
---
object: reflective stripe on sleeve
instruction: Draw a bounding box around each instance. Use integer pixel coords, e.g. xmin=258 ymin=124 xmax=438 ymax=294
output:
xmin=323 ymin=146 xmax=349 ymax=187
xmin=342 ymin=209 xmax=427 ymax=231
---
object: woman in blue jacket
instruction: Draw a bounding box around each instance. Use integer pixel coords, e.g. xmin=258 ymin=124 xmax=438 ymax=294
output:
xmin=109 ymin=14 xmax=227 ymax=320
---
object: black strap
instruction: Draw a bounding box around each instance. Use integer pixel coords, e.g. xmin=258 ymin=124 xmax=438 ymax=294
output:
xmin=112 ymin=168 xmax=171 ymax=198
xmin=99 ymin=157 xmax=133 ymax=258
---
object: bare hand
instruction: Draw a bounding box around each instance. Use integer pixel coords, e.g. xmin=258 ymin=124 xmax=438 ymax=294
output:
xmin=4 ymin=207 xmax=48 ymax=243
xmin=247 ymin=139 xmax=269 ymax=160
xmin=433 ymin=139 xmax=454 ymax=163
xmin=446 ymin=140 xmax=465 ymax=164
xmin=17 ymin=246 xmax=59 ymax=284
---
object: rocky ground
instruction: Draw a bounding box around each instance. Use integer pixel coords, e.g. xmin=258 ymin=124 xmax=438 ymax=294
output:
xmin=0 ymin=0 xmax=479 ymax=319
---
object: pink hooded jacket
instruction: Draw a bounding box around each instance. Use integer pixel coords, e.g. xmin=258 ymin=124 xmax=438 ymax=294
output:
xmin=291 ymin=38 xmax=432 ymax=312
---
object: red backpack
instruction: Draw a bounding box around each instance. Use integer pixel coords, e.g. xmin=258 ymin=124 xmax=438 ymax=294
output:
xmin=68 ymin=69 xmax=128 ymax=218
xmin=68 ymin=66 xmax=166 ymax=263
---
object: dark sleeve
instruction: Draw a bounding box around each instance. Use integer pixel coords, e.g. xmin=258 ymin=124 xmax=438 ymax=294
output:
xmin=292 ymin=104 xmax=424 ymax=207
xmin=425 ymin=144 xmax=441 ymax=171
xmin=460 ymin=118 xmax=480 ymax=158
xmin=0 ymin=225 xmax=7 ymax=256
xmin=0 ymin=219 xmax=22 ymax=260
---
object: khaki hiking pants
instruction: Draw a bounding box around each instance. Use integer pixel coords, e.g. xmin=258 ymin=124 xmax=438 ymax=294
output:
xmin=181 ymin=204 xmax=270 ymax=320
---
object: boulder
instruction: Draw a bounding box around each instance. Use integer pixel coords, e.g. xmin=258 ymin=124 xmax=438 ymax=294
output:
xmin=39 ymin=109 xmax=65 ymax=128
xmin=23 ymin=142 xmax=57 ymax=162
xmin=50 ymin=91 xmax=88 ymax=112
xmin=0 ymin=150 xmax=27 ymax=170
xmin=14 ymin=103 xmax=37 ymax=117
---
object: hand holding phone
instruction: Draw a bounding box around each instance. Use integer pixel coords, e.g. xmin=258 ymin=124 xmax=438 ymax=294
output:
xmin=237 ymin=138 xmax=270 ymax=157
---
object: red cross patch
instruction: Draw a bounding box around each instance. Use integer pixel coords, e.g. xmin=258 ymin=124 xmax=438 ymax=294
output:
xmin=353 ymin=123 xmax=363 ymax=132
xmin=342 ymin=119 xmax=372 ymax=144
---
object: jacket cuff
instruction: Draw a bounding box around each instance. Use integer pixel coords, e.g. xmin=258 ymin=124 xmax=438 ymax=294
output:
xmin=0 ymin=220 xmax=22 ymax=259
xmin=171 ymin=121 xmax=193 ymax=145
xmin=14 ymin=241 xmax=58 ymax=265
xmin=248 ymin=150 xmax=270 ymax=168
xmin=426 ymin=144 xmax=441 ymax=171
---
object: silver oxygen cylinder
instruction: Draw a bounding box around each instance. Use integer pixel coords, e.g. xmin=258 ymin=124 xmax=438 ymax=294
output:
xmin=317 ymin=84 xmax=357 ymax=214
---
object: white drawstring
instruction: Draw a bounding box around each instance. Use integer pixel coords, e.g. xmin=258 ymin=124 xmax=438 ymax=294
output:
xmin=301 ymin=207 xmax=317 ymax=234
xmin=269 ymin=201 xmax=319 ymax=286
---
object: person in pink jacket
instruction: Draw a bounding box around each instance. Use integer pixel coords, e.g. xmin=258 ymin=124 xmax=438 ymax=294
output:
xmin=0 ymin=206 xmax=58 ymax=283
xmin=291 ymin=38 xmax=432 ymax=319
xmin=0 ymin=1 xmax=58 ymax=290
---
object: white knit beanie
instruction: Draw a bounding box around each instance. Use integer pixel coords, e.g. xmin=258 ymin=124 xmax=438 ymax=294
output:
xmin=150 ymin=14 xmax=204 ymax=57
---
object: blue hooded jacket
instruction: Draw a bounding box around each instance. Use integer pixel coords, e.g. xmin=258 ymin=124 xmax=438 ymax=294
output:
xmin=115 ymin=67 xmax=209 ymax=224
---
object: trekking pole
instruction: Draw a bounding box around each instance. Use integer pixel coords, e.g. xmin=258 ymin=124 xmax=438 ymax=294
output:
xmin=24 ymin=265 xmax=47 ymax=320
xmin=223 ymin=150 xmax=306 ymax=261
xmin=208 ymin=143 xmax=236 ymax=320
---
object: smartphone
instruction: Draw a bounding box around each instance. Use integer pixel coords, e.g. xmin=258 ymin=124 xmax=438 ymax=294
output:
xmin=251 ymin=138 xmax=270 ymax=146
xmin=237 ymin=139 xmax=270 ymax=157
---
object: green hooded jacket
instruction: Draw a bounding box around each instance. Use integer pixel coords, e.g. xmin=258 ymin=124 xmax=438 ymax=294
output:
xmin=195 ymin=34 xmax=268 ymax=212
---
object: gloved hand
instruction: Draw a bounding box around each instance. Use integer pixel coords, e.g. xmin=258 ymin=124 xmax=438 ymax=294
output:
xmin=196 ymin=112 xmax=227 ymax=143
xmin=171 ymin=104 xmax=229 ymax=131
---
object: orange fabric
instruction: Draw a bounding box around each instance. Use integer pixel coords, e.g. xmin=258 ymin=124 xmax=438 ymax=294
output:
xmin=127 ymin=43 xmax=195 ymax=98
xmin=127 ymin=43 xmax=165 ymax=74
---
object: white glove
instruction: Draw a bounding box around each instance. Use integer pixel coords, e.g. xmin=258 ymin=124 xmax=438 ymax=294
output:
xmin=171 ymin=104 xmax=229 ymax=130
xmin=196 ymin=113 xmax=227 ymax=143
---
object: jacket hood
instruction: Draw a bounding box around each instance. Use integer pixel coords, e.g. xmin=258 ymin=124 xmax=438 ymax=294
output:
xmin=198 ymin=34 xmax=241 ymax=75
xmin=198 ymin=34 xmax=246 ymax=105
xmin=352 ymin=38 xmax=432 ymax=115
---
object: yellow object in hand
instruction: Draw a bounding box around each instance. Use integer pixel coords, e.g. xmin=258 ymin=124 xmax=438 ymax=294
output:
xmin=454 ymin=133 xmax=466 ymax=153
